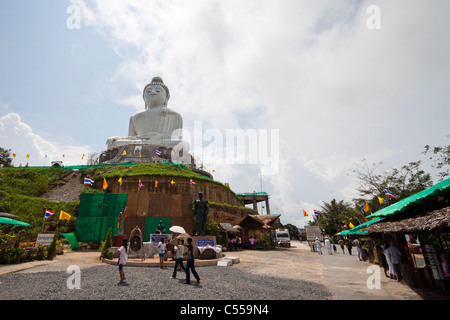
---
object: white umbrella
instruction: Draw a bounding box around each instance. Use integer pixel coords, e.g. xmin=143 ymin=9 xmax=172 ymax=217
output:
xmin=169 ymin=226 xmax=186 ymax=234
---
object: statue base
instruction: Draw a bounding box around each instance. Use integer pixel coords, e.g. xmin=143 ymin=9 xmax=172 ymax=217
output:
xmin=100 ymin=143 xmax=192 ymax=165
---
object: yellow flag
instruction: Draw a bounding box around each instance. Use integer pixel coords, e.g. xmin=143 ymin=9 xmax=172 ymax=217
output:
xmin=378 ymin=196 xmax=384 ymax=204
xmin=103 ymin=178 xmax=108 ymax=190
xmin=303 ymin=210 xmax=309 ymax=217
xmin=139 ymin=152 xmax=142 ymax=158
xmin=155 ymin=180 xmax=158 ymax=188
xmin=349 ymin=222 xmax=355 ymax=228
xmin=118 ymin=177 xmax=122 ymax=186
xmin=12 ymin=153 xmax=16 ymax=158
xmin=122 ymin=150 xmax=127 ymax=155
xmin=59 ymin=210 xmax=71 ymax=221
xmin=26 ymin=154 xmax=30 ymax=159
xmin=171 ymin=179 xmax=175 ymax=185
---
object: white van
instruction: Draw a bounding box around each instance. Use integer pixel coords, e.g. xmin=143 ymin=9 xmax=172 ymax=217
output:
xmin=272 ymin=228 xmax=291 ymax=247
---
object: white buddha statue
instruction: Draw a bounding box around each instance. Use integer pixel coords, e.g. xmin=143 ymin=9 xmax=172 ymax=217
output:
xmin=106 ymin=77 xmax=188 ymax=152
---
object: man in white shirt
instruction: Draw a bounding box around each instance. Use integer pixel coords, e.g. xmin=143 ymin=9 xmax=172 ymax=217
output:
xmin=172 ymin=239 xmax=186 ymax=279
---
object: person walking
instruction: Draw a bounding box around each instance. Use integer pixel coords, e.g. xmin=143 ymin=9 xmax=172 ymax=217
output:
xmin=386 ymin=241 xmax=403 ymax=282
xmin=382 ymin=241 xmax=395 ymax=279
xmin=171 ymin=239 xmax=186 ymax=279
xmin=346 ymin=240 xmax=353 ymax=255
xmin=338 ymin=239 xmax=345 ymax=254
xmin=325 ymin=238 xmax=333 ymax=255
xmin=315 ymin=238 xmax=322 ymax=255
xmin=158 ymin=237 xmax=167 ymax=268
xmin=354 ymin=238 xmax=362 ymax=261
xmin=184 ymin=238 xmax=201 ymax=285
xmin=117 ymin=238 xmax=128 ymax=284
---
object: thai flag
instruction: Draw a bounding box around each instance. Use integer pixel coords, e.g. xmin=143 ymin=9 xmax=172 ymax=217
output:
xmin=0 ymin=154 xmax=3 ymax=159
xmin=45 ymin=209 xmax=55 ymax=219
xmin=138 ymin=179 xmax=145 ymax=188
xmin=156 ymin=150 xmax=162 ymax=156
xmin=384 ymin=189 xmax=397 ymax=199
xmin=101 ymin=151 xmax=107 ymax=156
xmin=314 ymin=210 xmax=320 ymax=217
xmin=84 ymin=178 xmax=94 ymax=186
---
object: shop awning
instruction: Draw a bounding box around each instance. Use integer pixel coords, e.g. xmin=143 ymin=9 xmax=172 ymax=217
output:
xmin=0 ymin=217 xmax=31 ymax=227
xmin=341 ymin=217 xmax=384 ymax=235
xmin=367 ymin=178 xmax=450 ymax=219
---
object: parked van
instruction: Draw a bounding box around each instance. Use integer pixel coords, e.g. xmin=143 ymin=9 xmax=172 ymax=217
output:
xmin=272 ymin=228 xmax=291 ymax=247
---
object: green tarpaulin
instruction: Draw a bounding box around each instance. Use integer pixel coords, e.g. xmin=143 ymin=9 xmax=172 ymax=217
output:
xmin=0 ymin=217 xmax=31 ymax=227
xmin=367 ymin=178 xmax=450 ymax=219
xmin=60 ymin=233 xmax=79 ymax=251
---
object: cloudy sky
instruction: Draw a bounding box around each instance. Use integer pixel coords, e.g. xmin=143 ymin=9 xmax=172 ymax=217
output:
xmin=1 ymin=0 xmax=449 ymax=227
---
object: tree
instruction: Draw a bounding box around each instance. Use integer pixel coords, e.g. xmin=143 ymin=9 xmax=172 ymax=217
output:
xmin=312 ymin=199 xmax=360 ymax=237
xmin=281 ymin=223 xmax=299 ymax=240
xmin=423 ymin=137 xmax=450 ymax=181
xmin=351 ymin=159 xmax=433 ymax=208
xmin=0 ymin=147 xmax=13 ymax=167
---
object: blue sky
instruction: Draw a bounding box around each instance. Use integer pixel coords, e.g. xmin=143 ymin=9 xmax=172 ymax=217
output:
xmin=1 ymin=0 xmax=449 ymax=227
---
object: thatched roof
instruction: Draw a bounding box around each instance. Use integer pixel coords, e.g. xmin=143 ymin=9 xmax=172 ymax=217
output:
xmin=365 ymin=207 xmax=450 ymax=234
xmin=238 ymin=214 xmax=281 ymax=230
xmin=219 ymin=223 xmax=240 ymax=233
xmin=0 ymin=212 xmax=19 ymax=220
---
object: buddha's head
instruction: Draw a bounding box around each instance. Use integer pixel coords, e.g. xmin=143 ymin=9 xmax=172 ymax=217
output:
xmin=143 ymin=76 xmax=170 ymax=109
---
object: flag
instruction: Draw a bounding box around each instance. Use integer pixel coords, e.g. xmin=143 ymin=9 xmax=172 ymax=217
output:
xmin=138 ymin=179 xmax=145 ymax=188
xmin=103 ymin=178 xmax=108 ymax=190
xmin=155 ymin=180 xmax=158 ymax=188
xmin=84 ymin=178 xmax=94 ymax=186
xmin=171 ymin=179 xmax=175 ymax=185
xmin=0 ymin=154 xmax=3 ymax=159
xmin=190 ymin=179 xmax=196 ymax=185
xmin=384 ymin=189 xmax=397 ymax=199
xmin=314 ymin=210 xmax=320 ymax=217
xmin=118 ymin=177 xmax=122 ymax=186
xmin=364 ymin=202 xmax=370 ymax=213
xmin=122 ymin=150 xmax=127 ymax=155
xmin=12 ymin=153 xmax=16 ymax=158
xmin=156 ymin=149 xmax=162 ymax=156
xmin=59 ymin=210 xmax=71 ymax=221
xmin=82 ymin=153 xmax=85 ymax=159
xmin=378 ymin=196 xmax=384 ymax=204
xmin=101 ymin=151 xmax=107 ymax=156
xmin=45 ymin=209 xmax=55 ymax=219
xmin=349 ymin=222 xmax=355 ymax=228
xmin=303 ymin=210 xmax=309 ymax=217
xmin=26 ymin=154 xmax=30 ymax=159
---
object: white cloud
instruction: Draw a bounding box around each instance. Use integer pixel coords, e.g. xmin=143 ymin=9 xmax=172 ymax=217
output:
xmin=61 ymin=0 xmax=450 ymax=226
xmin=0 ymin=113 xmax=92 ymax=167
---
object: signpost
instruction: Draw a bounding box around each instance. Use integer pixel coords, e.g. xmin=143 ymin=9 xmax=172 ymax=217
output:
xmin=304 ymin=226 xmax=322 ymax=241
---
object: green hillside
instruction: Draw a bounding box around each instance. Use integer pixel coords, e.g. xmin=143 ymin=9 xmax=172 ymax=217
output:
xmin=0 ymin=163 xmax=232 ymax=237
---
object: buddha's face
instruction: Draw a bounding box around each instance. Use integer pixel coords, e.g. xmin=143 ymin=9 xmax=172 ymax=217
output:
xmin=143 ymin=84 xmax=167 ymax=108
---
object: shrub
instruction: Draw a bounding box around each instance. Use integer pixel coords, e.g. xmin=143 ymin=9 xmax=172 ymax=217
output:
xmin=100 ymin=228 xmax=112 ymax=259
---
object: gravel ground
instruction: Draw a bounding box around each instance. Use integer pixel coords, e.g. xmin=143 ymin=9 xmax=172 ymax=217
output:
xmin=0 ymin=241 xmax=333 ymax=300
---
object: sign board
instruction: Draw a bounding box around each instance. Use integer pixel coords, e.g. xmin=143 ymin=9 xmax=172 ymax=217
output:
xmin=304 ymin=226 xmax=322 ymax=241
xmin=36 ymin=233 xmax=55 ymax=246
xmin=196 ymin=239 xmax=215 ymax=247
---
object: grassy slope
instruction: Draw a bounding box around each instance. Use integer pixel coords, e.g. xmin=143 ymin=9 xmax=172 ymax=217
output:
xmin=0 ymin=163 xmax=248 ymax=235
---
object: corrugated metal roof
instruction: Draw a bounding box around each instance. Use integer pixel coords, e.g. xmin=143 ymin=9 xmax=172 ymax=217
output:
xmin=367 ymin=178 xmax=450 ymax=219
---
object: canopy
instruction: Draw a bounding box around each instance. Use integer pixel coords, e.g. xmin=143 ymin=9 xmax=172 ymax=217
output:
xmin=367 ymin=178 xmax=450 ymax=219
xmin=0 ymin=217 xmax=31 ymax=227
